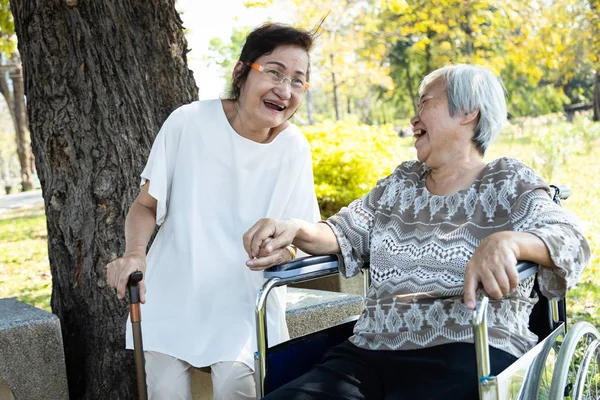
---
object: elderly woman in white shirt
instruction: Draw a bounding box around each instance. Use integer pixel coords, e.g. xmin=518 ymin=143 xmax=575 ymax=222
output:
xmin=243 ymin=64 xmax=590 ymax=400
xmin=106 ymin=22 xmax=320 ymax=400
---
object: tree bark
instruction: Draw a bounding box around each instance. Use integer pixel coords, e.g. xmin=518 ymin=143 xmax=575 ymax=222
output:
xmin=9 ymin=1 xmax=198 ymax=399
xmin=9 ymin=58 xmax=34 ymax=191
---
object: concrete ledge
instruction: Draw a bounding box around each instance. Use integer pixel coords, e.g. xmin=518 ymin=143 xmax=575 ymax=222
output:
xmin=0 ymin=298 xmax=69 ymax=400
xmin=285 ymin=287 xmax=363 ymax=338
xmin=191 ymin=287 xmax=363 ymax=399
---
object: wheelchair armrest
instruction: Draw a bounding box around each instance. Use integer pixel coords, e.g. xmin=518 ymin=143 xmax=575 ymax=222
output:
xmin=516 ymin=261 xmax=538 ymax=281
xmin=263 ymin=254 xmax=342 ymax=282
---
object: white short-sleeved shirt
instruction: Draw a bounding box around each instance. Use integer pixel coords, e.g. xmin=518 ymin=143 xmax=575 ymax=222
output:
xmin=125 ymin=99 xmax=320 ymax=370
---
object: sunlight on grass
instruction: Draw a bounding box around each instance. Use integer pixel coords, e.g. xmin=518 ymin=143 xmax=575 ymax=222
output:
xmin=0 ymin=205 xmax=51 ymax=311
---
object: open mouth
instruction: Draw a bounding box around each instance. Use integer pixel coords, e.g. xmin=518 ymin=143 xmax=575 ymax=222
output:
xmin=413 ymin=128 xmax=426 ymax=139
xmin=264 ymin=100 xmax=286 ymax=112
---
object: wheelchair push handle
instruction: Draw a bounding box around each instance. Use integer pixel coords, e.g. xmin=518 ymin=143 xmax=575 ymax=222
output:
xmin=551 ymin=185 xmax=570 ymax=204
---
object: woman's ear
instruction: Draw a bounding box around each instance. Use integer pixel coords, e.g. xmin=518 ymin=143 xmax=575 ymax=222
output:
xmin=461 ymin=108 xmax=480 ymax=126
xmin=232 ymin=61 xmax=245 ymax=87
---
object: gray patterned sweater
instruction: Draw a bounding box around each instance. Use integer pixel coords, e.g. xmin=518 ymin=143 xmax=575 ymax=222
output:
xmin=325 ymin=157 xmax=590 ymax=358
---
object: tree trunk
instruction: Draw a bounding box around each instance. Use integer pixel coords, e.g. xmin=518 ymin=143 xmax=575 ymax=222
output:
xmin=0 ymin=68 xmax=17 ymax=128
xmin=594 ymin=70 xmax=599 ymax=122
xmin=306 ymin=89 xmax=314 ymax=125
xmin=405 ymin=62 xmax=417 ymax=115
xmin=330 ymin=54 xmax=340 ymax=121
xmin=10 ymin=1 xmax=198 ymax=399
xmin=9 ymin=59 xmax=34 ymax=191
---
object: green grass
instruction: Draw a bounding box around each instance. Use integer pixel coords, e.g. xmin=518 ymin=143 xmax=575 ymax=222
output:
xmin=0 ymin=206 xmax=52 ymax=311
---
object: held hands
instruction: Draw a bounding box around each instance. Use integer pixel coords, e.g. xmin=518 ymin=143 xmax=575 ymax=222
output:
xmin=463 ymin=232 xmax=520 ymax=310
xmin=106 ymin=253 xmax=147 ymax=303
xmin=243 ymin=218 xmax=299 ymax=270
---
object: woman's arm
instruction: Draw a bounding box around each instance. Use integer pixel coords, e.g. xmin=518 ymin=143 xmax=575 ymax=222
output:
xmin=106 ymin=183 xmax=157 ymax=303
xmin=244 ymin=218 xmax=340 ymax=270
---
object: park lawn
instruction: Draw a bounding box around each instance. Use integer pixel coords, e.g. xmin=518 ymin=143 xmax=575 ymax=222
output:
xmin=0 ymin=206 xmax=51 ymax=311
xmin=0 ymin=115 xmax=598 ymax=328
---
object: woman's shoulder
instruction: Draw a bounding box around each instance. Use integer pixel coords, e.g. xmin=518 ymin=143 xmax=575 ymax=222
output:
xmin=173 ymin=99 xmax=219 ymax=116
xmin=278 ymin=123 xmax=311 ymax=150
xmin=485 ymin=157 xmax=547 ymax=183
xmin=486 ymin=157 xmax=529 ymax=172
xmin=485 ymin=157 xmax=550 ymax=198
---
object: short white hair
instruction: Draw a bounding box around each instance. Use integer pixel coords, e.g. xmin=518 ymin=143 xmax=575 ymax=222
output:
xmin=419 ymin=64 xmax=507 ymax=155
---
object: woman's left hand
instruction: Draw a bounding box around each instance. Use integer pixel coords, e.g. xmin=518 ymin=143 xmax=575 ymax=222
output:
xmin=463 ymin=231 xmax=520 ymax=309
xmin=247 ymin=238 xmax=294 ymax=271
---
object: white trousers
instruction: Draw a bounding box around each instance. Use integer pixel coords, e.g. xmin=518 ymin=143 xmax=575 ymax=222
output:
xmin=145 ymin=351 xmax=256 ymax=400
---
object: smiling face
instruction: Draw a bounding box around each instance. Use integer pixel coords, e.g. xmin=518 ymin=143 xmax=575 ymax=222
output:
xmin=235 ymin=44 xmax=309 ymax=130
xmin=410 ymin=77 xmax=476 ymax=168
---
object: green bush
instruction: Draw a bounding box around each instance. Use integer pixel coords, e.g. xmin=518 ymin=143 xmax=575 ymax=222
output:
xmin=302 ymin=117 xmax=413 ymax=218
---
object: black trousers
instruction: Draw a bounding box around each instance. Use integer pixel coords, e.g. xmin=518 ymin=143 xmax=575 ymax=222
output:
xmin=264 ymin=341 xmax=517 ymax=400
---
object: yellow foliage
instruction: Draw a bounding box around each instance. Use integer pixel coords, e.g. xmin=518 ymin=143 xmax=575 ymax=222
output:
xmin=242 ymin=0 xmax=273 ymax=7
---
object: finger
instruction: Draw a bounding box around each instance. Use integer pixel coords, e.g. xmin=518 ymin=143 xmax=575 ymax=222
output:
xmin=139 ymin=281 xmax=147 ymax=304
xmin=481 ymin=270 xmax=503 ymax=300
xmin=108 ymin=262 xmax=121 ymax=290
xmin=251 ymin=223 xmax=276 ymax=258
xmin=506 ymin=264 xmax=519 ymax=292
xmin=247 ymin=250 xmax=287 ymax=270
xmin=257 ymin=244 xmax=272 ymax=258
xmin=117 ymin=264 xmax=135 ymax=300
xmin=492 ymin=269 xmax=511 ymax=297
xmin=463 ymin=265 xmax=480 ymax=310
xmin=243 ymin=220 xmax=263 ymax=258
xmin=263 ymin=231 xmax=295 ymax=254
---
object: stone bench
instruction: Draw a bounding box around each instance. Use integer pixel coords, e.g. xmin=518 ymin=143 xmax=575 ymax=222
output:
xmin=191 ymin=287 xmax=363 ymax=398
xmin=0 ymin=298 xmax=69 ymax=400
xmin=0 ymin=288 xmax=362 ymax=400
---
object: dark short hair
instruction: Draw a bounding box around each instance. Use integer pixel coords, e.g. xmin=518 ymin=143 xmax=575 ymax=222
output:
xmin=226 ymin=22 xmax=316 ymax=100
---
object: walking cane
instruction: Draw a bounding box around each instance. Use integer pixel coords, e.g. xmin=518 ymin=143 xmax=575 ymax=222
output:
xmin=128 ymin=271 xmax=148 ymax=400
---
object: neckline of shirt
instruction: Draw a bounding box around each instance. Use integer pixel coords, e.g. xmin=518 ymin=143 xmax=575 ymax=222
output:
xmin=420 ymin=161 xmax=493 ymax=198
xmin=216 ymin=99 xmax=290 ymax=147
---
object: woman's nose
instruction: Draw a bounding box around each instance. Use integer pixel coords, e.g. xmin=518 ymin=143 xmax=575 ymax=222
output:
xmin=410 ymin=113 xmax=419 ymax=126
xmin=273 ymin=81 xmax=292 ymax=99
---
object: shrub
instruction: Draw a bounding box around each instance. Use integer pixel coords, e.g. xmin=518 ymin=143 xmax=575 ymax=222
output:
xmin=302 ymin=117 xmax=413 ymax=218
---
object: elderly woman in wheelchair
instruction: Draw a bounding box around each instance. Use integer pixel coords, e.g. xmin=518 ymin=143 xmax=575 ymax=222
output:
xmin=243 ymin=64 xmax=591 ymax=400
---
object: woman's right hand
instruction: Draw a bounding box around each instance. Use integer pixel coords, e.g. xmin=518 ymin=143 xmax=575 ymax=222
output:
xmin=106 ymin=254 xmax=147 ymax=303
xmin=243 ymin=218 xmax=300 ymax=270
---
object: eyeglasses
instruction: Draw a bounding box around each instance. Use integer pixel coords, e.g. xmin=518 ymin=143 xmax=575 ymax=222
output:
xmin=244 ymin=62 xmax=310 ymax=93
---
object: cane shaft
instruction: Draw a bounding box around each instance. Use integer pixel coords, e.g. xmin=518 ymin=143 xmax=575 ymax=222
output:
xmin=131 ymin=320 xmax=147 ymax=400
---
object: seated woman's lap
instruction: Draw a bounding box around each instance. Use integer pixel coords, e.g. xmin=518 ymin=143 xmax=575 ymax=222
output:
xmin=263 ymin=341 xmax=517 ymax=400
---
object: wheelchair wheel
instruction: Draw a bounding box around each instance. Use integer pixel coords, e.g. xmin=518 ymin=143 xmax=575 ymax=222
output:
xmin=573 ymin=338 xmax=600 ymax=400
xmin=550 ymin=321 xmax=600 ymax=399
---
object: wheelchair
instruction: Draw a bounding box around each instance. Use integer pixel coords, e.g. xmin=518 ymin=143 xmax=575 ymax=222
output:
xmin=254 ymin=186 xmax=600 ymax=400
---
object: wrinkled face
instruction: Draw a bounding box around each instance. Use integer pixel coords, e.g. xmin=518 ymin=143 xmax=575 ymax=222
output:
xmin=410 ymin=78 xmax=465 ymax=167
xmin=236 ymin=44 xmax=309 ymax=129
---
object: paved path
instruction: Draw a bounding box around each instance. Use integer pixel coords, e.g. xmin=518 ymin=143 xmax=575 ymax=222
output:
xmin=0 ymin=190 xmax=44 ymax=215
